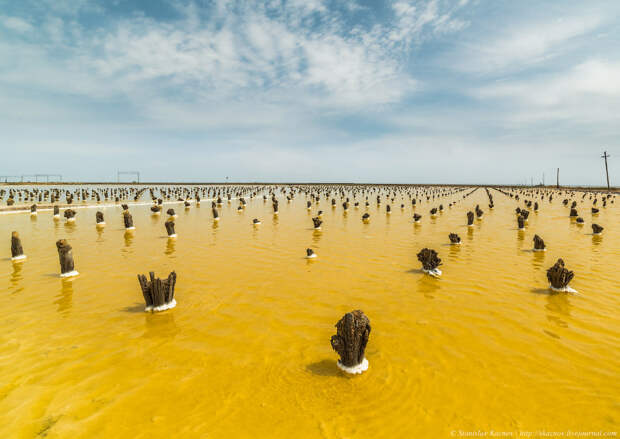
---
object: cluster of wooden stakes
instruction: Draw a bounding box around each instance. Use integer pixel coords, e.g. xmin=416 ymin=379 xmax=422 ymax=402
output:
xmin=8 ymin=184 xmax=612 ymax=374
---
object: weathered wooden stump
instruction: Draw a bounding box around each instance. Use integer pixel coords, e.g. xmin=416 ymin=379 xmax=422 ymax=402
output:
xmin=592 ymin=224 xmax=603 ymax=235
xmin=64 ymin=209 xmax=76 ymax=222
xmin=569 ymin=208 xmax=578 ymax=217
xmin=123 ymin=211 xmax=135 ymax=229
xmin=362 ymin=213 xmax=370 ymax=222
xmin=306 ymin=248 xmax=317 ymax=259
xmin=273 ymin=200 xmax=279 ymax=214
xmin=151 ymin=205 xmax=161 ymax=213
xmin=417 ymin=248 xmax=442 ymax=276
xmin=167 ymin=208 xmax=176 ymax=217
xmin=330 ymin=310 xmax=371 ymax=374
xmin=591 ymin=207 xmax=599 ymax=214
xmin=212 ymin=207 xmax=219 ymax=220
xmin=56 ymin=239 xmax=78 ymax=277
xmin=96 ymin=211 xmax=105 ymax=224
xmin=449 ymin=233 xmax=461 ymax=244
xmin=30 ymin=204 xmax=37 ymax=215
xmin=475 ymin=206 xmax=483 ymax=218
xmin=252 ymin=218 xmax=261 ymax=225
xmin=533 ymin=234 xmax=546 ymax=251
xmin=576 ymin=217 xmax=584 ymax=224
xmin=546 ymin=259 xmax=575 ymax=292
xmin=53 ymin=205 xmax=60 ymax=217
xmin=312 ymin=217 xmax=322 ymax=229
xmin=165 ymin=218 xmax=176 ymax=237
xmin=467 ymin=211 xmax=474 ymax=226
xmin=137 ymin=271 xmax=177 ymax=312
xmin=11 ymin=232 xmax=26 ymax=260
xmin=121 ymin=204 xmax=129 ymax=211
xmin=413 ymin=213 xmax=422 ymax=223
xmin=517 ymin=215 xmax=525 ymax=230
xmin=430 ymin=207 xmax=437 ymax=216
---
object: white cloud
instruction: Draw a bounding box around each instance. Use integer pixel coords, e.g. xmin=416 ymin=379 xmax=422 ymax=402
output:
xmin=453 ymin=15 xmax=604 ymax=74
xmin=0 ymin=16 xmax=33 ymax=33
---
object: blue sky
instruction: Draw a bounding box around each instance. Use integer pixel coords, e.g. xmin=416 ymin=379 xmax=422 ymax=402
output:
xmin=0 ymin=0 xmax=618 ymax=184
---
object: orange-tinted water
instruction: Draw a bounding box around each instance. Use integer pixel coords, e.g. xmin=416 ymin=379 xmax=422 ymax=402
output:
xmin=1 ymin=186 xmax=618 ymax=438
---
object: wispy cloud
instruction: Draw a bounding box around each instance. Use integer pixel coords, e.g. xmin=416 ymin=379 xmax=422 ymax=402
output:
xmin=0 ymin=0 xmax=618 ymax=184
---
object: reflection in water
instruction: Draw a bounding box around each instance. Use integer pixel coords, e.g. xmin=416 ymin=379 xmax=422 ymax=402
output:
xmin=517 ymin=229 xmax=525 ymax=242
xmin=64 ymin=221 xmax=76 ymax=233
xmin=312 ymin=229 xmax=322 ymax=245
xmin=417 ymin=275 xmax=440 ymax=299
xmin=143 ymin=311 xmax=178 ymax=339
xmin=448 ymin=243 xmax=461 ymax=261
xmin=124 ymin=230 xmax=134 ymax=247
xmin=30 ymin=215 xmax=37 ymax=223
xmin=546 ymin=292 xmax=571 ymax=328
xmin=165 ymin=238 xmax=176 ymax=256
xmin=532 ymin=250 xmax=545 ymax=270
xmin=272 ymin=214 xmax=279 ymax=226
xmin=55 ymin=279 xmax=74 ymax=315
xmin=592 ymin=235 xmax=602 ymax=246
xmin=467 ymin=227 xmax=474 ymax=240
xmin=10 ymin=261 xmax=24 ymax=293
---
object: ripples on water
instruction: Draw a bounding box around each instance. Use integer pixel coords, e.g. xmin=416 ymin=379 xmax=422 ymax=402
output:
xmin=0 ymin=186 xmax=618 ymax=438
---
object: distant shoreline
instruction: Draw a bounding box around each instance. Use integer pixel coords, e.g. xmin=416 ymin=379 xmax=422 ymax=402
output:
xmin=0 ymin=182 xmax=617 ymax=191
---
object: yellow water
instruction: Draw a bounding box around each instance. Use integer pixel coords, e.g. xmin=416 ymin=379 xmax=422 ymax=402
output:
xmin=1 ymin=186 xmax=618 ymax=438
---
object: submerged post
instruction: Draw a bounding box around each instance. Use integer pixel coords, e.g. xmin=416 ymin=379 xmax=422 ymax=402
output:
xmin=137 ymin=271 xmax=177 ymax=312
xmin=546 ymin=259 xmax=576 ymax=293
xmin=11 ymin=231 xmax=26 ymax=260
xmin=330 ymin=310 xmax=371 ymax=374
xmin=56 ymin=239 xmax=78 ymax=277
xmin=533 ymin=234 xmax=546 ymax=251
xmin=417 ymin=248 xmax=442 ymax=276
xmin=165 ymin=218 xmax=176 ymax=237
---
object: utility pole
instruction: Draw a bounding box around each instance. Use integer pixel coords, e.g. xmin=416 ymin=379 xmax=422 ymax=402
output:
xmin=556 ymin=168 xmax=559 ymax=188
xmin=601 ymin=151 xmax=610 ymax=190
xmin=543 ymin=172 xmax=545 ymax=186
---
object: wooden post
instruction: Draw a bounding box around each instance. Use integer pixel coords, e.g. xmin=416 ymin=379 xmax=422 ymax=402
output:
xmin=330 ymin=310 xmax=371 ymax=374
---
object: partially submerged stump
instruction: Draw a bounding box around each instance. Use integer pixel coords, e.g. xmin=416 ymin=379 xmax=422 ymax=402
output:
xmin=151 ymin=205 xmax=161 ymax=214
xmin=592 ymin=224 xmax=603 ymax=235
xmin=330 ymin=310 xmax=371 ymax=374
xmin=467 ymin=211 xmax=474 ymax=226
xmin=137 ymin=271 xmax=177 ymax=312
xmin=252 ymin=218 xmax=261 ymax=225
xmin=212 ymin=207 xmax=219 ymax=221
xmin=312 ymin=217 xmax=322 ymax=229
xmin=448 ymin=233 xmax=461 ymax=244
xmin=533 ymin=234 xmax=546 ymax=251
xmin=167 ymin=208 xmax=176 ymax=217
xmin=123 ymin=211 xmax=135 ymax=230
xmin=362 ymin=213 xmax=370 ymax=223
xmin=569 ymin=208 xmax=578 ymax=217
xmin=64 ymin=209 xmax=76 ymax=222
xmin=576 ymin=217 xmax=584 ymax=224
xmin=417 ymin=248 xmax=442 ymax=276
xmin=591 ymin=207 xmax=599 ymax=214
xmin=56 ymin=239 xmax=78 ymax=277
xmin=517 ymin=215 xmax=525 ymax=230
xmin=11 ymin=232 xmax=26 ymax=260
xmin=413 ymin=213 xmax=421 ymax=223
xmin=30 ymin=204 xmax=37 ymax=215
xmin=546 ymin=259 xmax=576 ymax=293
xmin=96 ymin=211 xmax=105 ymax=225
xmin=53 ymin=205 xmax=60 ymax=217
xmin=165 ymin=218 xmax=176 ymax=237
xmin=306 ymin=248 xmax=317 ymax=259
